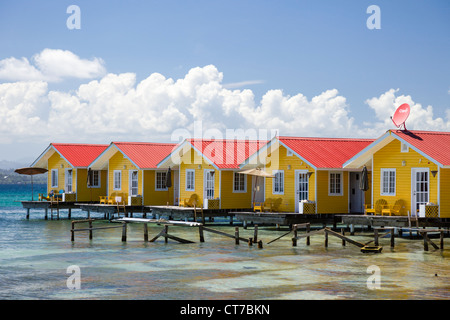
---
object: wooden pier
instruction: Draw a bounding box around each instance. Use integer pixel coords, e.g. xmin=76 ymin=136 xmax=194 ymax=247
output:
xmin=21 ymin=200 xmax=81 ymax=220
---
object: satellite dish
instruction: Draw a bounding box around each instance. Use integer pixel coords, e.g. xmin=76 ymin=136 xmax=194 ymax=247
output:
xmin=391 ymin=103 xmax=410 ymax=130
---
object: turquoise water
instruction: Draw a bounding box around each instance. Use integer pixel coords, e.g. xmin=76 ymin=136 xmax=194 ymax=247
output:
xmin=0 ymin=184 xmax=449 ymax=300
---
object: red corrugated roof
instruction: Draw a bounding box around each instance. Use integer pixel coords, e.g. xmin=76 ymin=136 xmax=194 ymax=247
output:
xmin=392 ymin=130 xmax=450 ymax=166
xmin=52 ymin=143 xmax=109 ymax=168
xmin=113 ymin=142 xmax=178 ymax=169
xmin=189 ymin=139 xmax=268 ymax=169
xmin=278 ymin=137 xmax=375 ymax=169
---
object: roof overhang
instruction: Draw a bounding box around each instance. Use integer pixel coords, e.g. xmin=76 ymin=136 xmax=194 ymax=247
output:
xmin=157 ymin=140 xmax=220 ymax=171
xmin=30 ymin=144 xmax=75 ymax=169
xmin=89 ymin=143 xmax=140 ymax=171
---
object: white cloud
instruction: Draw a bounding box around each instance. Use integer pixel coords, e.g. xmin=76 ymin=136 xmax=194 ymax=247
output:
xmin=0 ymin=56 xmax=448 ymax=148
xmin=0 ymin=49 xmax=106 ymax=82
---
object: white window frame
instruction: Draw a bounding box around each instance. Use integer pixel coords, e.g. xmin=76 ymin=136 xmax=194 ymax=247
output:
xmin=113 ymin=170 xmax=122 ymax=191
xmin=185 ymin=169 xmax=195 ymax=191
xmin=65 ymin=168 xmax=73 ymax=193
xmin=233 ymin=172 xmax=247 ymax=193
xmin=272 ymin=170 xmax=284 ymax=195
xmin=129 ymin=170 xmax=139 ymax=196
xmin=381 ymin=168 xmax=396 ymax=196
xmin=329 ymin=171 xmax=343 ymax=196
xmin=88 ymin=170 xmax=101 ymax=188
xmin=155 ymin=171 xmax=168 ymax=191
xmin=51 ymin=169 xmax=58 ymax=188
xmin=401 ymin=143 xmax=409 ymax=153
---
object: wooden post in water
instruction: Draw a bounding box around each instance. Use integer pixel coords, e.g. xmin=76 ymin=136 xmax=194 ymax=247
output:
xmin=306 ymin=224 xmax=310 ymax=246
xmin=68 ymin=208 xmax=72 ymax=219
xmin=253 ymin=225 xmax=258 ymax=243
xmin=423 ymin=232 xmax=428 ymax=251
xmin=235 ymin=227 xmax=240 ymax=245
xmin=440 ymin=230 xmax=444 ymax=249
xmin=341 ymin=228 xmax=346 ymax=246
xmin=199 ymin=225 xmax=205 ymax=243
xmin=71 ymin=221 xmax=75 ymax=242
xmin=248 ymin=238 xmax=253 ymax=246
xmin=44 ymin=208 xmax=48 ymax=220
xmin=374 ymin=229 xmax=379 ymax=246
xmin=292 ymin=225 xmax=298 ymax=247
xmin=324 ymin=230 xmax=328 ymax=247
xmin=121 ymin=222 xmax=127 ymax=242
xmin=390 ymin=228 xmax=395 ymax=248
xmin=164 ymin=225 xmax=169 ymax=243
xmin=258 ymin=240 xmax=263 ymax=249
xmin=26 ymin=208 xmax=30 ymax=220
xmin=143 ymin=223 xmax=148 ymax=242
xmin=89 ymin=220 xmax=93 ymax=240
xmin=193 ymin=204 xmax=197 ymax=222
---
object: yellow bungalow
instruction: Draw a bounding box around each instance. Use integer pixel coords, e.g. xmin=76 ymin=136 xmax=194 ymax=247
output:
xmin=157 ymin=139 xmax=268 ymax=210
xmin=88 ymin=142 xmax=178 ymax=205
xmin=344 ymin=130 xmax=450 ymax=218
xmin=31 ymin=143 xmax=109 ymax=202
xmin=245 ymin=136 xmax=374 ymax=213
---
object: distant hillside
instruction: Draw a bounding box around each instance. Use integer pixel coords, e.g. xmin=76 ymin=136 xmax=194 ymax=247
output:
xmin=0 ymin=160 xmax=31 ymax=170
xmin=0 ymin=169 xmax=47 ymax=185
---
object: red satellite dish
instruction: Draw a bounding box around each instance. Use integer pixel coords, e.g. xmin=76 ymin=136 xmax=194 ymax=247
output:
xmin=391 ymin=103 xmax=410 ymax=130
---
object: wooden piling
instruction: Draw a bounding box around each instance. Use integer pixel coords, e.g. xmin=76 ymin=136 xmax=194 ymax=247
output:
xmin=199 ymin=225 xmax=205 ymax=243
xmin=292 ymin=225 xmax=298 ymax=247
xmin=341 ymin=228 xmax=346 ymax=246
xmin=143 ymin=223 xmax=148 ymax=242
xmin=258 ymin=240 xmax=263 ymax=249
xmin=122 ymin=222 xmax=127 ymax=242
xmin=324 ymin=230 xmax=328 ymax=247
xmin=440 ymin=230 xmax=444 ymax=249
xmin=390 ymin=228 xmax=395 ymax=248
xmin=253 ymin=225 xmax=258 ymax=243
xmin=89 ymin=220 xmax=93 ymax=240
xmin=164 ymin=225 xmax=169 ymax=243
xmin=306 ymin=223 xmax=310 ymax=246
xmin=248 ymin=238 xmax=253 ymax=246
xmin=235 ymin=227 xmax=240 ymax=245
xmin=71 ymin=221 xmax=75 ymax=242
xmin=374 ymin=229 xmax=379 ymax=246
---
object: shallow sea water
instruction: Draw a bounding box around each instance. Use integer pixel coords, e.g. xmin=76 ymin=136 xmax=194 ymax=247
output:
xmin=0 ymin=206 xmax=449 ymax=300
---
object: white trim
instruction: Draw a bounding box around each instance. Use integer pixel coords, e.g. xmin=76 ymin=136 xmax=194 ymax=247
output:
xmin=380 ymin=168 xmax=396 ymax=196
xmin=88 ymin=170 xmax=101 ymax=188
xmin=65 ymin=168 xmax=73 ymax=193
xmin=411 ymin=167 xmax=430 ymax=215
xmin=203 ymin=169 xmax=215 ymax=200
xmin=371 ymin=157 xmax=374 ymax=209
xmin=272 ymin=170 xmax=284 ymax=195
xmin=294 ymin=169 xmax=309 ymax=212
xmin=51 ymin=169 xmax=58 ymax=188
xmin=328 ymin=171 xmax=343 ymax=196
xmin=129 ymin=170 xmax=139 ymax=196
xmin=113 ymin=170 xmax=122 ymax=191
xmin=185 ymin=169 xmax=195 ymax=191
xmin=155 ymin=170 xmax=168 ymax=191
xmin=401 ymin=142 xmax=409 ymax=153
xmin=232 ymin=171 xmax=247 ymax=193
xmin=437 ymin=166 xmax=440 ymax=217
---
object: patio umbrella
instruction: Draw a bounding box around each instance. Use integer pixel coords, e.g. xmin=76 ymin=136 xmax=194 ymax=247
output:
xmin=239 ymin=168 xmax=274 ymax=207
xmin=359 ymin=166 xmax=369 ymax=191
xmin=14 ymin=167 xmax=48 ymax=201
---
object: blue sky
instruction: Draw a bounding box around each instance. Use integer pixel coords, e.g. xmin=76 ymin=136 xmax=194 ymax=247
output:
xmin=0 ymin=0 xmax=449 ymax=162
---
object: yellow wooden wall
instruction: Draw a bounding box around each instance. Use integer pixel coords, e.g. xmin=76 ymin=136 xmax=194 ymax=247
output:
xmin=264 ymin=143 xmax=316 ymax=212
xmin=315 ymin=170 xmax=349 ymax=214
xmin=178 ymin=148 xmax=220 ymax=207
xmin=220 ymin=171 xmax=252 ymax=209
xmin=439 ymin=169 xmax=450 ymax=218
xmin=47 ymin=152 xmax=73 ymax=194
xmin=108 ymin=151 xmax=142 ymax=200
xmin=143 ymin=170 xmax=175 ymax=206
xmin=373 ymin=139 xmax=439 ymax=216
xmin=76 ymin=168 xmax=107 ymax=202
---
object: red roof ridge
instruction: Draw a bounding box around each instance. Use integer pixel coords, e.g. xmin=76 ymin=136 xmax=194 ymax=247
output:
xmin=278 ymin=136 xmax=375 ymax=142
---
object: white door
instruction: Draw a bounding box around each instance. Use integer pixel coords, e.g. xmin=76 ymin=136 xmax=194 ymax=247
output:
xmin=412 ymin=168 xmax=429 ymax=216
xmin=349 ymin=172 xmax=364 ymax=213
xmin=129 ymin=170 xmax=139 ymax=196
xmin=295 ymin=170 xmax=309 ymax=212
xmin=173 ymin=170 xmax=179 ymax=205
xmin=65 ymin=169 xmax=73 ymax=193
xmin=204 ymin=169 xmax=215 ymax=200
